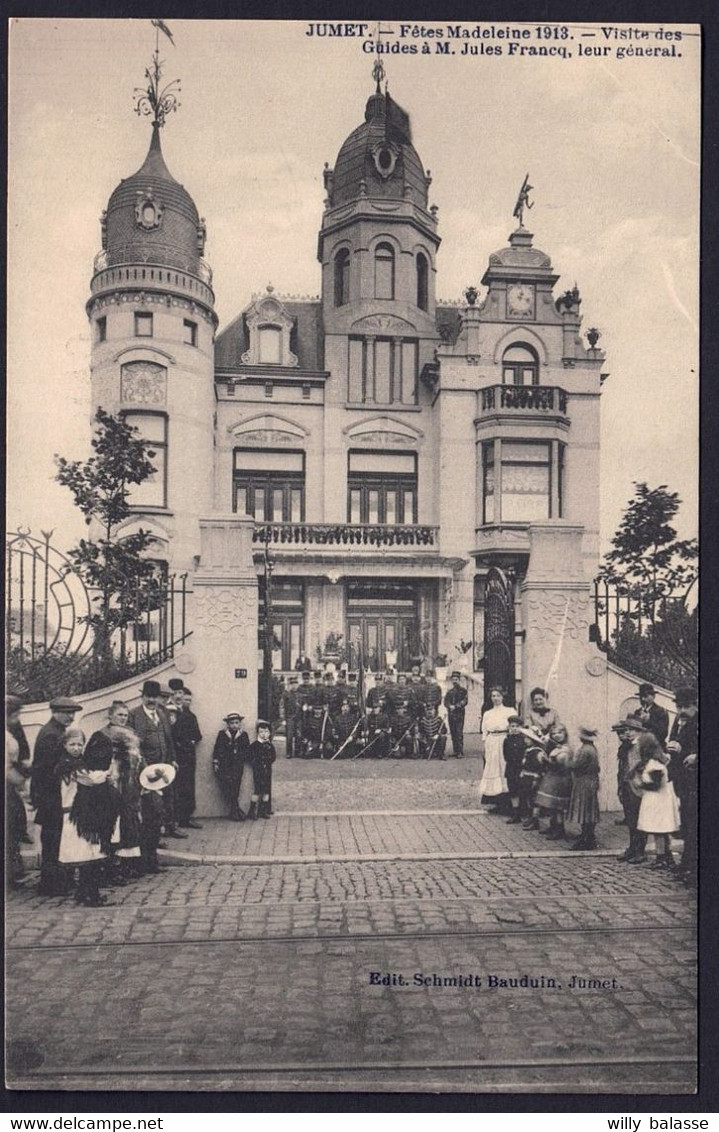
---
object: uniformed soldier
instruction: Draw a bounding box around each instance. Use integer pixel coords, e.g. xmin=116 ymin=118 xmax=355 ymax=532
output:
xmin=389 ymin=674 xmax=419 ymax=758
xmin=302 ymin=704 xmax=334 ymax=759
xmin=331 ymin=698 xmax=361 ymax=759
xmin=363 ymin=698 xmax=392 ymax=758
xmin=366 ymin=672 xmax=386 ymax=709
xmin=281 ymin=676 xmax=301 ymax=758
xmin=444 ymin=671 xmax=469 ymax=758
xmin=418 ymin=705 xmax=448 ymax=759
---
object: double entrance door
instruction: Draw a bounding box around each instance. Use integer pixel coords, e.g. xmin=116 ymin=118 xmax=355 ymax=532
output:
xmin=346 ymin=581 xmax=420 ymax=672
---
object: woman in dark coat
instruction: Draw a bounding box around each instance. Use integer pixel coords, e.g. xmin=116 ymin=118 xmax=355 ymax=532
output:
xmin=566 ymin=726 xmax=601 ymax=850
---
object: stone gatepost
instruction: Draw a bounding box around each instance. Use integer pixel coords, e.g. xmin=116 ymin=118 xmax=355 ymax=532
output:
xmin=521 ymin=522 xmax=614 ymax=809
xmin=190 ymin=515 xmax=258 ymax=817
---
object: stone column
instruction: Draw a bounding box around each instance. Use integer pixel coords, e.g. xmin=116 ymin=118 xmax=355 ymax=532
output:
xmin=521 ymin=522 xmax=615 ymax=809
xmin=190 ymin=515 xmax=258 ymax=816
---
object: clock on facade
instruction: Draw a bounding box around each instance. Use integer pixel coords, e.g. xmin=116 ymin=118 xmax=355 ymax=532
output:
xmin=507 ymin=284 xmax=535 ymax=318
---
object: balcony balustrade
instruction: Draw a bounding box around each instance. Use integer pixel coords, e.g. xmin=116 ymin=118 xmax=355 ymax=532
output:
xmin=253 ymin=522 xmax=438 ymax=551
xmin=480 ymin=385 xmax=568 ymax=415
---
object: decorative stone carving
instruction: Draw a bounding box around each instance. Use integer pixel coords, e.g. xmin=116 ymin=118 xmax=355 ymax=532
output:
xmin=194 ymin=587 xmax=256 ymax=636
xmin=230 ymin=414 xmax=306 ymax=444
xmin=524 ymin=591 xmax=592 ymax=642
xmin=135 ymin=192 xmax=164 ymax=231
xmin=234 ymin=429 xmax=298 ymax=447
xmin=120 ymin=361 xmax=167 ymax=404
xmin=585 ymin=656 xmax=606 ymax=677
xmin=350 ymin=314 xmax=416 ymax=335
xmin=349 ymin=430 xmax=414 ymax=447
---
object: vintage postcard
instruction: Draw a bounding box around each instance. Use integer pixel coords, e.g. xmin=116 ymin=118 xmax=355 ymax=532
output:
xmin=6 ymin=18 xmax=699 ymax=1097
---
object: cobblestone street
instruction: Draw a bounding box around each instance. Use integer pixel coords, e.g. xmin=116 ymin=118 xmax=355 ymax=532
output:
xmin=7 ymin=760 xmax=697 ymax=1095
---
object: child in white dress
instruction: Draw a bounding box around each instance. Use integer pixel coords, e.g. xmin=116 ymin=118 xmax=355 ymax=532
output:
xmin=635 ymin=732 xmax=680 ymax=868
xmin=58 ymin=728 xmax=113 ymax=905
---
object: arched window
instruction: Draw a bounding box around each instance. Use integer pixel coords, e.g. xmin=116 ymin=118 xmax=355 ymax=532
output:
xmin=502 ymin=344 xmax=539 ymax=386
xmin=374 ymin=243 xmax=395 ymax=300
xmin=416 ymin=253 xmax=429 ymax=311
xmin=334 ymin=248 xmax=350 ymax=307
xmin=258 ymin=325 xmax=282 ymax=364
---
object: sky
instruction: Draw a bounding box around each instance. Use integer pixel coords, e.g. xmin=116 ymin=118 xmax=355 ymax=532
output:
xmin=7 ymin=18 xmax=700 ymax=553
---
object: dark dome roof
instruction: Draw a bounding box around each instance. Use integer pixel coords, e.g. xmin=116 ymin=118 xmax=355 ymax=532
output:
xmin=331 ymin=91 xmax=428 ymax=209
xmin=104 ymin=125 xmax=202 ymax=273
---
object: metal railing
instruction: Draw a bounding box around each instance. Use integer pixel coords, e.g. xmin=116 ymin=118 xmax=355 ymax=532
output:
xmin=253 ymin=522 xmax=439 ymax=548
xmin=480 ymin=385 xmax=568 ymax=414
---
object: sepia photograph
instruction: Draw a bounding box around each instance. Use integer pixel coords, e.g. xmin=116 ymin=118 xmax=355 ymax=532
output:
xmin=6 ymin=17 xmax=699 ymax=1096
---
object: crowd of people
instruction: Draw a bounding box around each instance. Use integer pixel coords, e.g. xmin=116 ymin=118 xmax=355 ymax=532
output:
xmin=276 ymin=667 xmax=468 ymax=761
xmin=6 ymin=671 xmax=698 ymax=898
xmin=5 ymin=678 xmax=277 ymax=902
xmin=475 ymin=681 xmax=698 ymax=883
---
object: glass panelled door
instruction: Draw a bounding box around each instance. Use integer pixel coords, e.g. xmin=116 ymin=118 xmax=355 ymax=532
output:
xmin=347 ymin=615 xmax=414 ymax=672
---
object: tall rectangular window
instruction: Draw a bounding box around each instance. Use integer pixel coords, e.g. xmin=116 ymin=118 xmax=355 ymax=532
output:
xmin=347 ymin=337 xmax=418 ymax=405
xmin=481 ymin=440 xmax=556 ymax=524
xmin=347 ymin=451 xmax=418 ymax=524
xmin=96 ymin=316 xmax=107 ymax=343
xmin=123 ymin=412 xmax=167 ymax=508
xmin=233 ymin=450 xmax=305 ymax=521
xmin=183 ymin=319 xmax=198 ymax=346
xmin=134 ymin=312 xmax=153 ymax=337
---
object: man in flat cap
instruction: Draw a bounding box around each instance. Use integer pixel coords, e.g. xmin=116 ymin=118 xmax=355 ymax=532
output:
xmin=31 ymin=696 xmax=83 ymax=895
xmin=631 ymin=683 xmax=669 ymax=745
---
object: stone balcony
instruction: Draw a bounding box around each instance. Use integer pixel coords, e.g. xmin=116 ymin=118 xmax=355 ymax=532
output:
xmin=478 ymin=385 xmax=569 ymax=416
xmin=253 ymin=522 xmax=439 ymax=553
xmin=90 ymin=254 xmax=215 ymax=307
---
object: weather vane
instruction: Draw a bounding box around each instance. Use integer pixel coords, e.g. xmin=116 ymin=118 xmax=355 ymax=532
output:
xmin=513 ymin=173 xmax=534 ymax=227
xmin=133 ymin=19 xmax=180 ymax=128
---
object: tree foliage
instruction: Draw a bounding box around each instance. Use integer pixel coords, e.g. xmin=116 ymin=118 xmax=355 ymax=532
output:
xmin=598 ymin=483 xmax=698 ymax=686
xmin=55 ymin=409 xmax=164 ymax=665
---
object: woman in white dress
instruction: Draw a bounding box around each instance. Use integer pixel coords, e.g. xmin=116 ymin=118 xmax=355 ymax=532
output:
xmin=479 ymin=686 xmax=515 ymax=811
xmin=635 ymin=732 xmax=680 ymax=869
xmin=58 ymin=728 xmax=115 ymax=905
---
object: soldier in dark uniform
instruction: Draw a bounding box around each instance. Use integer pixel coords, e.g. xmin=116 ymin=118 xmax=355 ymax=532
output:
xmin=366 ymin=672 xmax=386 ymax=709
xmin=422 ymin=672 xmax=443 ymax=712
xmin=281 ymin=676 xmax=301 ymax=758
xmin=331 ymin=698 xmax=361 ymax=759
xmin=31 ymin=696 xmax=83 ymax=895
xmin=295 ymin=671 xmax=314 ymax=750
xmin=444 ymin=671 xmax=469 ymax=758
xmin=418 ymin=705 xmax=448 ymax=759
xmin=389 ymin=675 xmax=419 ymax=758
xmin=301 ymin=704 xmax=334 ymax=759
xmin=212 ymin=712 xmax=250 ymax=820
xmin=363 ymin=699 xmax=392 ymax=759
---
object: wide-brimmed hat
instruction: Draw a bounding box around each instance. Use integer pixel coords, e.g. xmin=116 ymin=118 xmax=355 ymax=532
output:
xmin=638 ymin=683 xmax=655 ymax=697
xmin=450 ymin=671 xmax=462 ymax=679
xmin=49 ymin=696 xmax=82 ymax=712
xmin=256 ymin=719 xmax=272 ymax=731
xmin=223 ymin=712 xmax=244 ymax=722
xmin=611 ymin=719 xmax=630 ymax=732
xmin=140 ymin=680 xmax=162 ymax=698
xmin=139 ymin=762 xmax=176 ymax=791
xmin=579 ymin=725 xmax=598 ymax=740
xmin=622 ymin=717 xmax=646 ymax=732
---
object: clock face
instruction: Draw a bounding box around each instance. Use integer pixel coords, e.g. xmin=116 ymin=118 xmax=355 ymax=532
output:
xmin=507 ymin=284 xmax=535 ymax=318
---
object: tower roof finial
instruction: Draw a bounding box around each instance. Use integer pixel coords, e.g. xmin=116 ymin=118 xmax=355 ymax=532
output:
xmin=512 ymin=173 xmax=534 ymax=228
xmin=372 ymin=22 xmax=391 ymax=92
xmin=133 ymin=20 xmax=181 ymax=129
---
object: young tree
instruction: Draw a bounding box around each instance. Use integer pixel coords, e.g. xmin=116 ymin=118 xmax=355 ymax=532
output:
xmin=55 ymin=408 xmax=164 ymax=671
xmin=598 ymin=483 xmax=698 ymax=684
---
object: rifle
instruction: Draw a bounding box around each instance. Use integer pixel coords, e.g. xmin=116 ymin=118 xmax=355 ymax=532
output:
xmin=319 ymin=706 xmax=331 ymax=760
xmin=329 ymin=716 xmax=362 ymax=761
xmin=352 ymin=727 xmax=389 ymax=760
xmin=388 ymin=720 xmax=416 ymax=758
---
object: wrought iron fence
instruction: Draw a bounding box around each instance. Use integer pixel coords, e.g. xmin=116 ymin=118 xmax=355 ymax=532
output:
xmin=6 ymin=528 xmax=193 ymax=701
xmin=593 ymin=577 xmax=697 ymax=687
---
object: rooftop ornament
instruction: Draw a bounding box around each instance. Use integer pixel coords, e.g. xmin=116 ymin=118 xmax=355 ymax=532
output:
xmin=464 ymin=285 xmax=479 ymax=307
xmin=133 ymin=19 xmax=181 ymax=129
xmin=512 ymin=173 xmax=534 ymax=228
xmin=587 ymin=327 xmax=601 ymax=347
